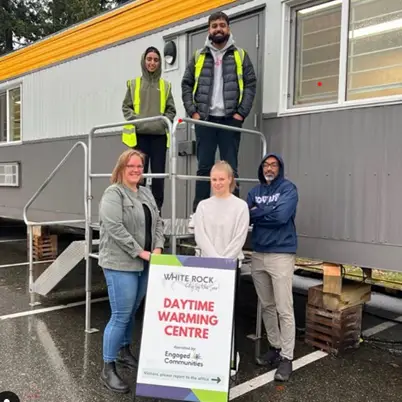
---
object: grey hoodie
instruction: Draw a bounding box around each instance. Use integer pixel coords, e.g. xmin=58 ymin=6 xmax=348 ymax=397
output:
xmin=205 ymin=34 xmax=236 ymax=117
xmin=122 ymin=51 xmax=176 ymax=135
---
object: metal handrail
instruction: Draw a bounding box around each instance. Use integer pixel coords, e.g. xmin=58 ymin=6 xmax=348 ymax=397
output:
xmin=23 ymin=141 xmax=89 ymax=225
xmin=178 ymin=117 xmax=267 ymax=156
xmin=22 ymin=141 xmax=89 ymax=307
xmin=169 ymin=117 xmax=267 ymax=254
xmin=22 ymin=114 xmax=266 ymax=337
xmin=176 ymin=174 xmax=259 ymax=183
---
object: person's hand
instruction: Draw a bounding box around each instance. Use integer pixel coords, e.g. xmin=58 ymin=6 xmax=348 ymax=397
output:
xmin=233 ymin=113 xmax=244 ymax=121
xmin=139 ymin=251 xmax=151 ymax=261
xmin=153 ymin=248 xmax=162 ymax=255
xmin=192 ymin=112 xmax=201 ymax=120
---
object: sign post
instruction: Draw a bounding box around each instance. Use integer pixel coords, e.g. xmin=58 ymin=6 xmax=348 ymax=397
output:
xmin=135 ymin=254 xmax=237 ymax=402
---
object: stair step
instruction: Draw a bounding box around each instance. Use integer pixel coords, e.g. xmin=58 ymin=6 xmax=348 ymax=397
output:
xmin=34 ymin=240 xmax=94 ymax=296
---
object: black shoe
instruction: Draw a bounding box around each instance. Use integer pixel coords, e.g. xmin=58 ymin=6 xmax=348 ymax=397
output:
xmin=256 ymin=347 xmax=281 ymax=366
xmin=100 ymin=362 xmax=129 ymax=393
xmin=117 ymin=345 xmax=138 ymax=369
xmin=274 ymin=357 xmax=293 ymax=381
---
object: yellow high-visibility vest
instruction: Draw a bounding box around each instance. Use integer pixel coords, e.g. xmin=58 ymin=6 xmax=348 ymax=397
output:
xmin=192 ymin=48 xmax=245 ymax=105
xmin=122 ymin=77 xmax=171 ymax=148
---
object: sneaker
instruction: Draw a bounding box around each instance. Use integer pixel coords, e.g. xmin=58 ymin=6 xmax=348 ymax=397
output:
xmin=255 ymin=347 xmax=281 ymax=366
xmin=274 ymin=357 xmax=293 ymax=381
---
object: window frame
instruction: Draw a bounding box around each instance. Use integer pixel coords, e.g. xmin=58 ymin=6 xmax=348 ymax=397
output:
xmin=0 ymin=161 xmax=20 ymax=187
xmin=279 ymin=0 xmax=402 ymax=116
xmin=0 ymin=83 xmax=22 ymax=146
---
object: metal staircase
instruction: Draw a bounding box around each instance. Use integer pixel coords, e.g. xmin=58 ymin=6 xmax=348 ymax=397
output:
xmin=33 ymin=239 xmax=99 ymax=296
xmin=23 ymin=116 xmax=267 ymax=343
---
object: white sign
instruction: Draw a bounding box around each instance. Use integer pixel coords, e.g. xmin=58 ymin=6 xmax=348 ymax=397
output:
xmin=135 ymin=254 xmax=237 ymax=402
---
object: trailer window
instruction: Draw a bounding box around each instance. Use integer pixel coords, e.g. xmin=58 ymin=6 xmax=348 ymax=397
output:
xmin=347 ymin=0 xmax=402 ymax=100
xmin=292 ymin=0 xmax=342 ymax=106
xmin=0 ymin=86 xmax=21 ymax=144
xmin=289 ymin=0 xmax=402 ymax=108
xmin=0 ymin=162 xmax=19 ymax=187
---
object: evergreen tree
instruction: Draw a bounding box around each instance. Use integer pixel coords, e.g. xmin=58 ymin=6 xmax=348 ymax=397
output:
xmin=0 ymin=0 xmax=117 ymax=56
xmin=0 ymin=0 xmax=48 ymax=55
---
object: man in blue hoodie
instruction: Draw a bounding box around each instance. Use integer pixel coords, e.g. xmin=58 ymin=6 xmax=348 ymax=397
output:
xmin=247 ymin=153 xmax=298 ymax=382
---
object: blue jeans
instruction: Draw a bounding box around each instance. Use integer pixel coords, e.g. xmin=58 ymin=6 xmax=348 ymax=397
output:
xmin=103 ymin=267 xmax=149 ymax=362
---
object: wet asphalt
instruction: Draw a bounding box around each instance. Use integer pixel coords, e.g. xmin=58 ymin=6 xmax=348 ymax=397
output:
xmin=0 ymin=223 xmax=401 ymax=402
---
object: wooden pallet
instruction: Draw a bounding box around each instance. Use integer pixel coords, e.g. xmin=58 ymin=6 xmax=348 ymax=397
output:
xmin=32 ymin=234 xmax=58 ymax=261
xmin=305 ymin=303 xmax=362 ymax=355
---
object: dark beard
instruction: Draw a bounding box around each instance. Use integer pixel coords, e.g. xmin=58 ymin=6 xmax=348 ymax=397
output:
xmin=209 ymin=33 xmax=229 ymax=44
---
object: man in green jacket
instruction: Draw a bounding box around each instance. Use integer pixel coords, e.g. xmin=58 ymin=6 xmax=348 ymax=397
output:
xmin=122 ymin=46 xmax=176 ymax=212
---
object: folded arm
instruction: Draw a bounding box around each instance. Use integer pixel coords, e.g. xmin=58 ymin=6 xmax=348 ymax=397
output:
xmin=248 ymin=185 xmax=298 ymax=227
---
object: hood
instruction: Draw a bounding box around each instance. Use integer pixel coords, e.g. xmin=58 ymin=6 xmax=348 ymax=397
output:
xmin=258 ymin=153 xmax=285 ymax=184
xmin=205 ymin=32 xmax=235 ymax=54
xmin=140 ymin=51 xmax=162 ymax=82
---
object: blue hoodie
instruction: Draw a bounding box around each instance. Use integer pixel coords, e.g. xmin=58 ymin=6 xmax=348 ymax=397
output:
xmin=246 ymin=153 xmax=298 ymax=254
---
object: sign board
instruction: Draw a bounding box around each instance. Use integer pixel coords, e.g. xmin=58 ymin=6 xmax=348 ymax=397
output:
xmin=135 ymin=254 xmax=237 ymax=402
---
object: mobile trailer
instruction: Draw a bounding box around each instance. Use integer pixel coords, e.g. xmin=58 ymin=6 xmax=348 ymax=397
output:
xmin=1 ymin=0 xmax=402 ymax=276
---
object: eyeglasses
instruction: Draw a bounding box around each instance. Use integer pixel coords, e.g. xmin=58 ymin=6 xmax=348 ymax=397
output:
xmin=263 ymin=162 xmax=279 ymax=168
xmin=126 ymin=164 xmax=144 ymax=170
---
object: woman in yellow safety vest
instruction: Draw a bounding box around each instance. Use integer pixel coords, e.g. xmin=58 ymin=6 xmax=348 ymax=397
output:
xmin=122 ymin=46 xmax=176 ymax=213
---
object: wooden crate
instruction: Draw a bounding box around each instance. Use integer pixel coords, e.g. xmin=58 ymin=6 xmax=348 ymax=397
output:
xmin=32 ymin=234 xmax=58 ymax=261
xmin=305 ymin=303 xmax=363 ymax=355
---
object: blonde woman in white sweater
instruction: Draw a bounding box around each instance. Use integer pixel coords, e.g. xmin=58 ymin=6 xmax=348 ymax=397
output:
xmin=194 ymin=160 xmax=250 ymax=377
xmin=194 ymin=160 xmax=250 ymax=261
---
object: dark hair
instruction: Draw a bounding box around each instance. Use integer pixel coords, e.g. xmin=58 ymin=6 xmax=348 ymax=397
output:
xmin=208 ymin=11 xmax=230 ymax=26
xmin=144 ymin=46 xmax=161 ymax=58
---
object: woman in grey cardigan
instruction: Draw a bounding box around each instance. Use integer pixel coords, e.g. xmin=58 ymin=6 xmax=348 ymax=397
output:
xmin=98 ymin=149 xmax=164 ymax=394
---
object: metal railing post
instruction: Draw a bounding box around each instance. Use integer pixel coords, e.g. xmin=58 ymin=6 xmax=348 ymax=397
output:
xmin=27 ymin=224 xmax=39 ymax=306
xmin=85 ymin=128 xmax=96 ymax=333
xmin=170 ymin=119 xmax=179 ymax=254
xmin=255 ymin=299 xmax=262 ymax=360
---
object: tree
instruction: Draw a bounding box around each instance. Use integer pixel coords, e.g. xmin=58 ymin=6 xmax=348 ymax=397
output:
xmin=45 ymin=0 xmax=116 ymax=34
xmin=0 ymin=0 xmax=48 ymax=55
xmin=0 ymin=0 xmax=118 ymax=56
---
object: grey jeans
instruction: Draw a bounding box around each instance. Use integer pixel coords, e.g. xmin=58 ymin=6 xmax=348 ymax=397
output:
xmin=251 ymin=252 xmax=296 ymax=360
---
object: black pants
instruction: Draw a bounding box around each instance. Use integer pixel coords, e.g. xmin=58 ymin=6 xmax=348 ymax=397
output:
xmin=193 ymin=116 xmax=242 ymax=212
xmin=135 ymin=134 xmax=167 ymax=211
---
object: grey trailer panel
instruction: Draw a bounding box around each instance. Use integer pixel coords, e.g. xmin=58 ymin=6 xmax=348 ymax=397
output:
xmin=264 ymin=104 xmax=402 ymax=272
